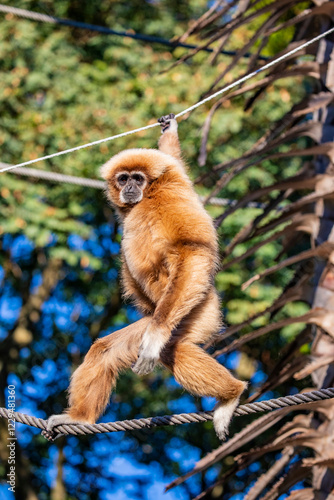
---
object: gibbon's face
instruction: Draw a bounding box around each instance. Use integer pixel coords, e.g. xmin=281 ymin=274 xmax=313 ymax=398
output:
xmin=115 ymin=170 xmax=148 ymax=205
xmin=100 ymin=149 xmax=172 ymax=209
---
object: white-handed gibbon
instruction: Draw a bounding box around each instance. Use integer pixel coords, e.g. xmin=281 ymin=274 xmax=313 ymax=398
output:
xmin=43 ymin=114 xmax=246 ymax=441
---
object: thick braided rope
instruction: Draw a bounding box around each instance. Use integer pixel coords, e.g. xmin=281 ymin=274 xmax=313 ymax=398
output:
xmin=1 ymin=388 xmax=334 ymax=437
xmin=1 ymin=26 xmax=334 ymax=175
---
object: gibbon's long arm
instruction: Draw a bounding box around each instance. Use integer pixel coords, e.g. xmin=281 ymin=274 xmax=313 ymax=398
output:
xmin=152 ymin=247 xmax=213 ymax=332
xmin=158 ymin=114 xmax=183 ymax=163
xmin=121 ymin=259 xmax=155 ymax=315
xmin=132 ymin=247 xmax=214 ymax=376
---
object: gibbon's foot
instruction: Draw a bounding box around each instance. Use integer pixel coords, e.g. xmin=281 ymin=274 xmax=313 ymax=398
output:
xmin=42 ymin=413 xmax=90 ymax=441
xmin=158 ymin=113 xmax=177 ymax=133
xmin=213 ymin=391 xmax=245 ymax=440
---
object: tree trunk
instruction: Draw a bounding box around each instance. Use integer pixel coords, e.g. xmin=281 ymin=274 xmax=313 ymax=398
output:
xmin=310 ymin=12 xmax=334 ymax=494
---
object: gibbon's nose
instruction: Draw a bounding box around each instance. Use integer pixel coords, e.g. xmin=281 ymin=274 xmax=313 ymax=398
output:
xmin=126 ymin=183 xmax=135 ymax=192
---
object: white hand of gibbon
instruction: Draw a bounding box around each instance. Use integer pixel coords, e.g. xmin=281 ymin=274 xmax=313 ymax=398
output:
xmin=132 ymin=322 xmax=169 ymax=375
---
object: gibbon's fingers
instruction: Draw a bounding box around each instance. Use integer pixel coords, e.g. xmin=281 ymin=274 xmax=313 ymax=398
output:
xmin=44 ymin=317 xmax=150 ymax=435
xmin=158 ymin=113 xmax=176 ymax=133
xmin=157 ymin=113 xmax=175 ymax=122
xmin=160 ymin=340 xmax=246 ymax=440
xmin=131 ymin=354 xmax=156 ymax=376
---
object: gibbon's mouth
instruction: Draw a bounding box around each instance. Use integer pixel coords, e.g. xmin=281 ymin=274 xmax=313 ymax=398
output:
xmin=122 ymin=194 xmax=143 ymax=205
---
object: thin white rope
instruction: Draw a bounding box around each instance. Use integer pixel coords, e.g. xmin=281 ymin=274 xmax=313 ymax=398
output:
xmin=0 ymin=123 xmax=159 ymax=173
xmin=2 ymin=26 xmax=334 ymax=175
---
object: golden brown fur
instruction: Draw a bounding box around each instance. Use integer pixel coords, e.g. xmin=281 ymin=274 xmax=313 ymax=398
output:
xmin=43 ymin=116 xmax=246 ymax=441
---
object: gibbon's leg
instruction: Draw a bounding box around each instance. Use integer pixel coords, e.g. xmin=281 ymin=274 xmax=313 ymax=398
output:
xmin=42 ymin=317 xmax=150 ymax=438
xmin=175 ymin=288 xmax=223 ymax=345
xmin=160 ymin=290 xmax=247 ymax=440
xmin=160 ymin=342 xmax=246 ymax=440
xmin=157 ymin=114 xmax=182 ymax=162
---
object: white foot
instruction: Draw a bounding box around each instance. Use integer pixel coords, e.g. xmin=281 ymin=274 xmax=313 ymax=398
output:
xmin=213 ymin=398 xmax=240 ymax=441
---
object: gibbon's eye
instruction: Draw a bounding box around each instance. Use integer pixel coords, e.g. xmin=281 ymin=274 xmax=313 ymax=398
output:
xmin=132 ymin=173 xmax=145 ymax=185
xmin=117 ymin=174 xmax=129 ymax=186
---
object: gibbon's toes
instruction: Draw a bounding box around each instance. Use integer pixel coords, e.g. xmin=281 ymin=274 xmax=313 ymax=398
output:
xmin=42 ymin=414 xmax=67 ymax=441
xmin=42 ymin=429 xmax=59 ymax=442
xmin=213 ymin=398 xmax=241 ymax=441
xmin=42 ymin=413 xmax=90 ymax=441
xmin=132 ymin=355 xmax=158 ymax=375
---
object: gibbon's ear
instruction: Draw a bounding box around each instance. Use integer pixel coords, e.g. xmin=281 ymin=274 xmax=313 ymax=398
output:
xmin=100 ymin=148 xmax=181 ymax=182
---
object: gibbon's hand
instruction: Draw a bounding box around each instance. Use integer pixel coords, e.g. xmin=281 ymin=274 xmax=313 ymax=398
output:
xmin=132 ymin=322 xmax=169 ymax=375
xmin=131 ymin=351 xmax=157 ymax=376
xmin=158 ymin=113 xmax=177 ymax=133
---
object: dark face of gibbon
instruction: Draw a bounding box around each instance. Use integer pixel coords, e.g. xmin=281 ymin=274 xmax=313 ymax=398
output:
xmin=115 ymin=171 xmax=147 ymax=205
